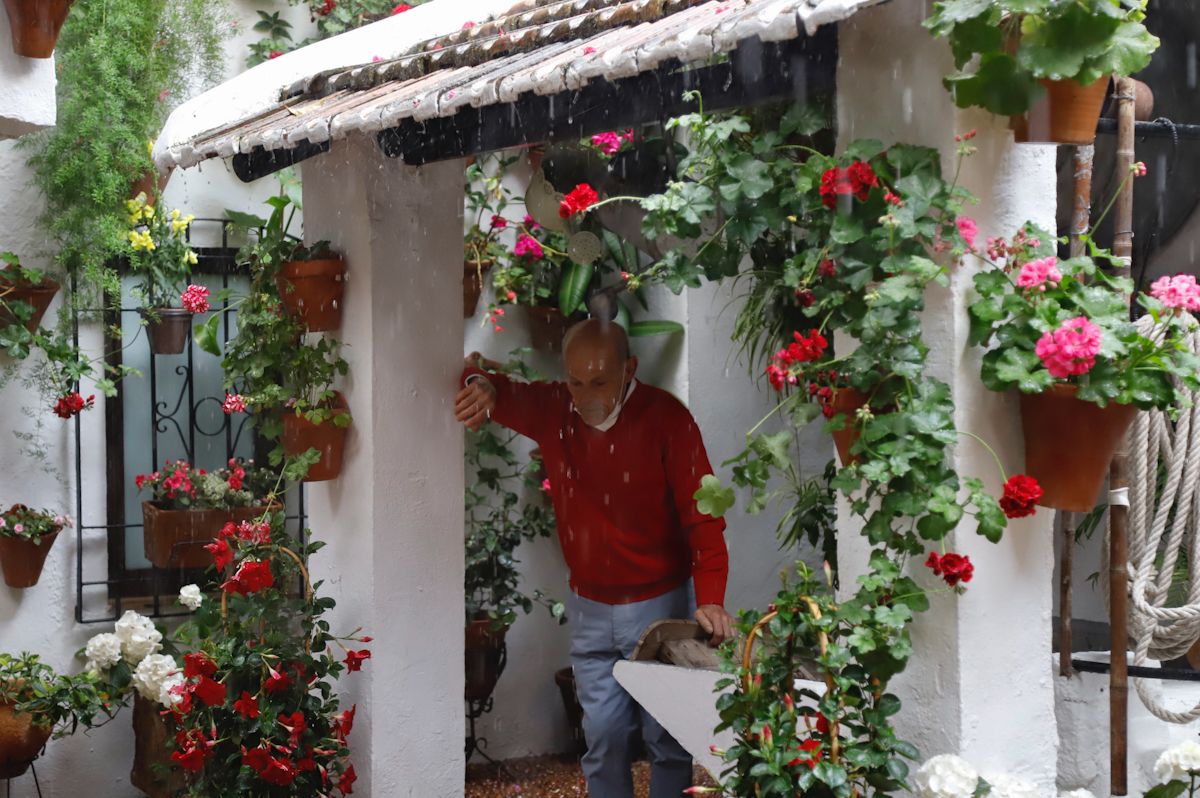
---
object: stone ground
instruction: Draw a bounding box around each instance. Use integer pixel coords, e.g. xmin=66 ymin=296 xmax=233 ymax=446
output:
xmin=465 ymin=754 xmax=719 ymax=797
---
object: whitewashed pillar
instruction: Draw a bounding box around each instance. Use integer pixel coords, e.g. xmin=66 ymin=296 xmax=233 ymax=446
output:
xmin=302 ymin=136 xmax=466 ymax=796
xmin=835 ymin=0 xmax=1058 ymax=789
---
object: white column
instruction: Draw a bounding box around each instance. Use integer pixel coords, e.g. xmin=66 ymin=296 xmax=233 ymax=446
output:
xmin=836 ymin=0 xmax=1058 ymax=789
xmin=302 ymin=136 xmax=466 ymax=796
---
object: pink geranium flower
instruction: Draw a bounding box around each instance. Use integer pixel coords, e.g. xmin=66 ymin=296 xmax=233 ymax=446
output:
xmin=956 ymin=216 xmax=978 ymax=250
xmin=1035 ymin=316 xmax=1102 ymax=378
xmin=591 ymin=131 xmax=622 ymax=156
xmin=1015 ymin=257 xmax=1062 ymax=292
xmin=513 ymin=234 xmax=544 ymax=260
xmin=1150 ymin=274 xmax=1200 ymax=312
xmin=181 ymin=284 xmax=210 ymax=314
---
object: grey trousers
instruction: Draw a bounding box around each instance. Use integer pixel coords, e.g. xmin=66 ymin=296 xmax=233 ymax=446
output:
xmin=567 ymin=583 xmax=694 ymax=798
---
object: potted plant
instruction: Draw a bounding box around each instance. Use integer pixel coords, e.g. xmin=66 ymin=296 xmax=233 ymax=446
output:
xmin=136 ymin=459 xmax=279 ymax=569
xmin=124 ymin=193 xmax=201 ymax=355
xmin=464 ymin=154 xmax=519 ymax=318
xmin=2 ymin=0 xmax=74 ymax=58
xmin=0 ymin=506 xmax=69 ymax=588
xmin=0 ymin=253 xmax=60 ymax=336
xmin=968 ymin=221 xmax=1200 ymax=511
xmin=924 ymin=0 xmax=1159 ymax=144
xmin=0 ymin=653 xmax=109 ymax=778
xmin=464 ymin=356 xmax=563 ymax=703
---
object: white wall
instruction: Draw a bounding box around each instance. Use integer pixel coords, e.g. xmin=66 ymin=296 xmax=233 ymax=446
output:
xmin=0 ymin=5 xmax=56 ymax=139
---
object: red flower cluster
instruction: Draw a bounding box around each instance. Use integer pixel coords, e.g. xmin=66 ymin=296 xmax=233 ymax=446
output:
xmin=136 ymin=460 xmax=196 ymax=501
xmin=334 ymin=705 xmax=356 ymax=744
xmin=558 ymin=183 xmax=599 ymax=218
xmin=234 ymin=690 xmax=260 ymax=719
xmin=227 ymin=458 xmax=246 ymax=491
xmin=181 ymin=284 xmax=210 ymax=314
xmin=786 ymin=738 xmax=823 ymax=770
xmin=205 ymin=538 xmax=233 ymax=570
xmin=1000 ymin=474 xmax=1042 ymax=519
xmin=222 ymin=559 xmax=275 ymax=595
xmin=925 ymin=551 xmax=974 ymax=587
xmin=765 ymin=330 xmax=828 ymax=391
xmin=222 ymin=393 xmax=246 ymax=414
xmin=52 ymin=391 xmax=95 ymax=419
xmin=391 ymin=2 xmax=411 ymax=13
xmin=818 ymin=259 xmax=836 ymax=278
xmin=316 ymin=0 xmax=336 ymax=15
xmin=818 ymin=161 xmax=878 ymax=209
xmin=343 ymin=649 xmax=371 ymax=672
xmin=172 ymin=728 xmax=215 ymax=772
xmin=218 ymin=518 xmax=272 ymax=546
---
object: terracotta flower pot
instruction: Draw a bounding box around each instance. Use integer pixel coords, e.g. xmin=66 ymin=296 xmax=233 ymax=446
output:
xmin=526 ymin=144 xmax=545 ymax=173
xmin=465 ymin=618 xmax=508 ymax=702
xmin=276 ymin=257 xmax=346 ymax=332
xmin=130 ymin=169 xmax=173 ymax=207
xmin=130 ymin=693 xmax=185 ymax=798
xmin=1020 ymin=384 xmax=1138 ymax=512
xmin=828 ymin=388 xmax=869 ymax=467
xmin=142 ymin=501 xmax=276 ymax=569
xmin=526 ymin=305 xmax=571 ymax=352
xmin=1012 ymin=77 xmax=1111 ymax=145
xmin=463 ymin=259 xmax=493 ymax=318
xmin=0 ymin=701 xmax=50 ymax=779
xmin=281 ymin=392 xmax=350 ymax=482
xmin=0 ymin=529 xmax=59 ymax=588
xmin=141 ymin=308 xmax=192 ymax=355
xmin=0 ymin=273 xmax=59 ymax=333
xmin=2 ymin=0 xmax=73 ymax=58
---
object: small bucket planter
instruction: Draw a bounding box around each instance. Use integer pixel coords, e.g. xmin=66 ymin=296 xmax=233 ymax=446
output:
xmin=1012 ymin=77 xmax=1111 ymax=145
xmin=0 ymin=701 xmax=50 ymax=779
xmin=465 ymin=618 xmax=508 ymax=702
xmin=130 ymin=693 xmax=186 ymax=798
xmin=141 ymin=308 xmax=192 ymax=355
xmin=526 ymin=306 xmax=572 ymax=352
xmin=2 ymin=0 xmax=73 ymax=58
xmin=1020 ymin=383 xmax=1138 ymax=512
xmin=0 ymin=274 xmax=60 ymax=333
xmin=0 ymin=529 xmax=59 ymax=588
xmin=276 ymin=257 xmax=346 ymax=332
xmin=281 ymin=392 xmax=351 ymax=482
xmin=142 ymin=502 xmax=275 ymax=569
xmin=463 ymin=259 xmax=493 ymax=318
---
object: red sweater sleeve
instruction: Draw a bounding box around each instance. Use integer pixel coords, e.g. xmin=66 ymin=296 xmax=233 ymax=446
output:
xmin=662 ymin=401 xmax=729 ymax=608
xmin=460 ymin=366 xmax=560 ymax=444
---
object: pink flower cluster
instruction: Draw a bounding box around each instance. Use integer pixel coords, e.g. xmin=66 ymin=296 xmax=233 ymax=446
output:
xmin=1035 ymin=316 xmax=1102 ymax=379
xmin=223 ymin=393 xmax=247 ymax=414
xmin=1149 ymin=274 xmax=1200 ymax=312
xmin=1016 ymin=257 xmax=1062 ymax=292
xmin=590 ymin=129 xmax=634 ymax=156
xmin=181 ymin=284 xmax=210 ymax=314
xmin=956 ymin=216 xmax=978 ymax=251
xmin=513 ymin=233 xmax=544 ymax=260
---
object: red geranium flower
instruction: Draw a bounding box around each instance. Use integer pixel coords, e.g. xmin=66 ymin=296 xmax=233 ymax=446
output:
xmin=818 ymin=161 xmax=878 ymax=208
xmin=52 ymin=392 xmax=95 ymax=419
xmin=316 ymin=0 xmax=336 ymax=15
xmin=193 ymin=675 xmax=227 ymax=707
xmin=339 ymin=763 xmax=358 ymax=795
xmin=558 ymin=183 xmax=599 ymax=218
xmin=234 ymin=690 xmax=260 ymax=719
xmin=925 ymin=551 xmax=974 ymax=587
xmin=343 ymin=649 xmax=371 ymax=672
xmin=1000 ymin=474 xmax=1042 ymax=519
xmin=205 ymin=538 xmax=233 ymax=571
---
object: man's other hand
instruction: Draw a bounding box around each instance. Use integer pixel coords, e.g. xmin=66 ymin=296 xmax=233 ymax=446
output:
xmin=695 ymin=604 xmax=734 ymax=647
xmin=454 ymin=377 xmax=496 ymax=432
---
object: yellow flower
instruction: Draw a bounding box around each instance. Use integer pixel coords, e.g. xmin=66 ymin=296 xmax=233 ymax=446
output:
xmin=142 ymin=206 xmax=155 ymax=221
xmin=145 ymin=139 xmax=154 ymax=157
xmin=170 ymin=209 xmax=181 ymax=221
xmin=185 ymin=250 xmax=198 ymax=265
xmin=128 ymin=214 xmax=142 ymax=226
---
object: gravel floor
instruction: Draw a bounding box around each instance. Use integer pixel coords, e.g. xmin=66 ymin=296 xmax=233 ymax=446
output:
xmin=466 ymin=754 xmax=718 ymax=797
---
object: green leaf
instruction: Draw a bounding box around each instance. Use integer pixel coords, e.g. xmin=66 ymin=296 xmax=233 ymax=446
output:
xmin=944 ymin=53 xmax=1043 ymax=115
xmin=1145 ymin=782 xmax=1189 ymax=798
xmin=223 ymin=209 xmax=268 ymax=231
xmin=628 ymin=320 xmax=684 ymax=337
xmin=694 ymin=474 xmax=735 ymax=518
xmin=558 ymin=261 xmax=594 ymax=315
xmin=830 ymin=215 xmax=865 ymax=245
xmin=195 ymin=314 xmax=222 ymax=357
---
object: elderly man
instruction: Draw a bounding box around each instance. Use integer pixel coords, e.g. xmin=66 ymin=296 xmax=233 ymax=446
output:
xmin=454 ymin=318 xmax=732 ymax=798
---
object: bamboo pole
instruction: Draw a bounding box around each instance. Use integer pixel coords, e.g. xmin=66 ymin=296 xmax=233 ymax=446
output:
xmin=1109 ymin=75 xmax=1136 ymax=797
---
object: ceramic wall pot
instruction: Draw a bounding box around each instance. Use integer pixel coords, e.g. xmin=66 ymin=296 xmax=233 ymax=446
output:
xmin=280 ymin=392 xmax=350 ymax=482
xmin=0 ymin=529 xmax=59 ymax=588
xmin=276 ymin=257 xmax=346 ymax=332
xmin=3 ymin=0 xmax=73 ymax=58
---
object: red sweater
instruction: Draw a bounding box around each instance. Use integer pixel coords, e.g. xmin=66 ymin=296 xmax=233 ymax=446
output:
xmin=463 ymin=368 xmax=729 ymax=607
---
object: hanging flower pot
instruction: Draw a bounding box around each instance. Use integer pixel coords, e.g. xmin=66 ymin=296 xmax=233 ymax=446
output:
xmin=526 ymin=305 xmax=571 ymax=352
xmin=130 ymin=693 xmax=185 ymax=798
xmin=141 ymin=308 xmax=192 ymax=355
xmin=0 ymin=272 xmax=59 ymax=333
xmin=0 ymin=529 xmax=58 ymax=588
xmin=828 ymin=388 xmax=868 ymax=467
xmin=142 ymin=502 xmax=276 ymax=569
xmin=465 ymin=618 xmax=508 ymax=702
xmin=0 ymin=701 xmax=50 ymax=779
xmin=276 ymin=257 xmax=346 ymax=332
xmin=1012 ymin=77 xmax=1111 ymax=145
xmin=281 ymin=392 xmax=350 ymax=482
xmin=463 ymin=259 xmax=492 ymax=319
xmin=1020 ymin=384 xmax=1138 ymax=512
xmin=129 ymin=168 xmax=174 ymax=207
xmin=2 ymin=0 xmax=74 ymax=58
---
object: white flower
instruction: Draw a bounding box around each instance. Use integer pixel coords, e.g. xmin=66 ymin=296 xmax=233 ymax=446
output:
xmin=157 ymin=672 xmax=188 ymax=709
xmin=179 ymin=584 xmax=203 ymax=611
xmin=114 ymin=610 xmax=162 ymax=663
xmin=1060 ymin=790 xmax=1097 ymax=798
xmin=914 ymin=755 xmax=980 ymax=798
xmin=1155 ymin=740 xmax=1200 ymax=783
xmin=83 ymin=633 xmax=123 ymax=671
xmin=983 ymin=773 xmax=1039 ymax=798
xmin=132 ymin=653 xmax=180 ymax=703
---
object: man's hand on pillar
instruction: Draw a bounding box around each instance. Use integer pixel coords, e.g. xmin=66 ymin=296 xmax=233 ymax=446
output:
xmin=454 ymin=377 xmax=496 ymax=432
xmin=695 ymin=604 xmax=734 ymax=647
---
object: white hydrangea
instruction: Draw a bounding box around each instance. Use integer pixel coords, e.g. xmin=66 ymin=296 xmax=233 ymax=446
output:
xmin=114 ymin=610 xmax=162 ymax=663
xmin=157 ymin=671 xmax=188 ymax=709
xmin=983 ymin=772 xmax=1039 ymax=798
xmin=132 ymin=653 xmax=180 ymax=703
xmin=1155 ymin=740 xmax=1200 ymax=783
xmin=1060 ymin=789 xmax=1097 ymax=798
xmin=178 ymin=584 xmax=203 ymax=611
xmin=83 ymin=632 xmax=123 ymax=672
xmin=914 ymin=755 xmax=980 ymax=798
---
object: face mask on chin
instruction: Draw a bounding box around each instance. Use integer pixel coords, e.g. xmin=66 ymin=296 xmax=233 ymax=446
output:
xmin=575 ymin=378 xmax=636 ymax=431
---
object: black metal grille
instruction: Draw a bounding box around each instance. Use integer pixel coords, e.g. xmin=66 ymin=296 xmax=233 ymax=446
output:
xmin=74 ymin=218 xmax=307 ymax=624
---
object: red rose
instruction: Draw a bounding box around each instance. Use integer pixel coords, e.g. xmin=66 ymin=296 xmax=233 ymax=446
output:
xmin=343 ymin=649 xmax=371 ymax=672
xmin=1000 ymin=474 xmax=1042 ymax=519
xmin=234 ymin=690 xmax=260 ymax=719
xmin=339 ymin=763 xmax=358 ymax=795
xmin=192 ymin=675 xmax=226 ymax=707
xmin=183 ymin=652 xmax=216 ymax=679
xmin=205 ymin=538 xmax=233 ymax=571
xmin=558 ymin=183 xmax=599 ymax=218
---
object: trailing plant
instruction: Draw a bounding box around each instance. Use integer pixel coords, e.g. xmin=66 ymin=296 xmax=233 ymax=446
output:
xmin=0 ymin=505 xmax=71 ymax=544
xmin=124 ymin=193 xmax=199 ymax=309
xmin=465 ymin=153 xmax=521 ymax=270
xmin=615 ymin=98 xmax=1043 ymax=796
xmin=465 ymin=354 xmax=564 ymax=630
xmin=135 ymin=459 xmax=277 ymax=511
xmin=0 ymin=653 xmax=113 ymax=738
xmin=923 ymin=0 xmax=1159 ymax=115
